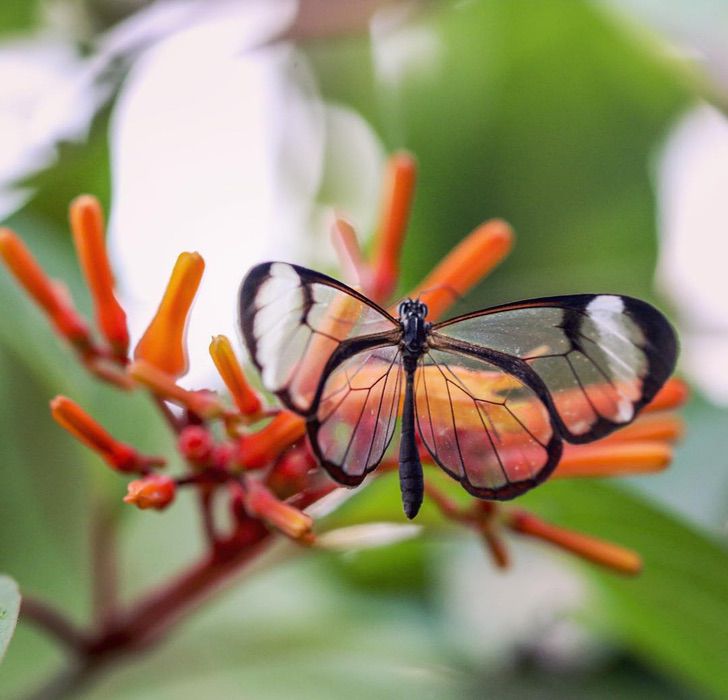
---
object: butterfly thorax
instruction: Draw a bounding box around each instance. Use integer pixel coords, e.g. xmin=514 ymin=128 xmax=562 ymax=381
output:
xmin=398 ymin=299 xmax=430 ymax=369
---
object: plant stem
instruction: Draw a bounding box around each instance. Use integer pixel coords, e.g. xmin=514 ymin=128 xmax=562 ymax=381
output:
xmin=90 ymin=500 xmax=120 ymax=630
xmin=20 ymin=597 xmax=89 ymax=654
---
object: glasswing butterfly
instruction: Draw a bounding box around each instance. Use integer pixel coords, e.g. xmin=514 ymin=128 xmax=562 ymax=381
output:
xmin=239 ymin=262 xmax=678 ymax=519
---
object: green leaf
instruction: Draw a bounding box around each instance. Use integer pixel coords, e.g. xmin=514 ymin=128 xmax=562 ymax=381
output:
xmin=323 ymin=470 xmax=728 ymax=698
xmin=0 ymin=2 xmax=40 ymax=33
xmin=522 ymin=480 xmax=728 ymax=698
xmin=0 ymin=575 xmax=20 ymax=663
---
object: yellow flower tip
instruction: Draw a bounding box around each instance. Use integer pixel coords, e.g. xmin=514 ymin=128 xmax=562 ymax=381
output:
xmin=50 ymin=395 xmax=140 ymax=471
xmin=244 ymin=479 xmax=313 ymax=541
xmin=409 ymin=218 xmax=514 ymax=321
xmin=209 ymin=335 xmax=263 ymax=417
xmin=128 ymin=359 xmax=223 ymax=418
xmin=554 ymin=441 xmax=672 ymax=479
xmin=69 ymin=194 xmax=129 ymax=357
xmin=124 ymin=475 xmax=176 ymax=510
xmin=330 ymin=217 xmax=371 ymax=289
xmin=134 ymin=251 xmax=205 ymax=378
xmin=370 ymin=151 xmax=417 ymax=303
xmin=0 ymin=228 xmax=90 ymax=344
xmin=235 ymin=411 xmax=306 ymax=470
xmin=509 ymin=511 xmax=642 ymax=575
xmin=645 ymin=378 xmax=689 ymax=413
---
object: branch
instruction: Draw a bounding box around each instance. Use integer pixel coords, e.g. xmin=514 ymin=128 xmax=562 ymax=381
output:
xmin=20 ymin=597 xmax=90 ymax=654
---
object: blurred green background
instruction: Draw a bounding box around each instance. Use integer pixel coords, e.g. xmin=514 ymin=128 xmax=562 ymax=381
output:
xmin=1 ymin=1 xmax=728 ymax=698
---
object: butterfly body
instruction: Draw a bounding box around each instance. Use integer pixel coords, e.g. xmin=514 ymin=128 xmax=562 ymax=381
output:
xmin=240 ymin=262 xmax=678 ymax=519
xmin=396 ymin=299 xmax=431 ymax=518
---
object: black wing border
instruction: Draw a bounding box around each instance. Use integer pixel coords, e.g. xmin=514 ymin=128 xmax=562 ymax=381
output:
xmin=307 ymin=348 xmax=404 ymax=486
xmin=430 ymin=293 xmax=678 ymax=444
xmin=239 ymin=261 xmax=401 ymax=416
xmin=239 ymin=261 xmax=403 ymax=487
xmin=414 ymin=349 xmax=564 ymax=501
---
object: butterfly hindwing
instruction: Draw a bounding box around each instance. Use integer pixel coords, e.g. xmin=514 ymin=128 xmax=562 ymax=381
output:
xmin=414 ymin=347 xmax=563 ymax=499
xmin=430 ymin=294 xmax=678 ymax=444
xmin=309 ymin=345 xmax=403 ymax=485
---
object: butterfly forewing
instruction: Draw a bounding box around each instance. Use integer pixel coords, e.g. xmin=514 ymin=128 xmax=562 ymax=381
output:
xmin=240 ymin=262 xmax=400 ymax=415
xmin=430 ymin=294 xmax=677 ymax=444
xmin=310 ymin=345 xmax=403 ymax=485
xmin=415 ymin=348 xmax=562 ymax=498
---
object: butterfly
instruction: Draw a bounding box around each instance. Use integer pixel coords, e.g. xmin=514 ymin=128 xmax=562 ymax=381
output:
xmin=239 ymin=262 xmax=678 ymax=519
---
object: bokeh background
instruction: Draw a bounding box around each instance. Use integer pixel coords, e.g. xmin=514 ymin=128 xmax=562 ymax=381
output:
xmin=2 ymin=1 xmax=728 ymax=697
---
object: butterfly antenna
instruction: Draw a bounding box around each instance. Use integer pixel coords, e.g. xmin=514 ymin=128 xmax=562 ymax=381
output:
xmin=416 ymin=284 xmax=464 ymax=303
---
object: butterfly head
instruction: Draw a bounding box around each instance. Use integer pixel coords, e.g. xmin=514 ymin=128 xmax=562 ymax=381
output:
xmin=398 ymin=299 xmax=428 ymax=321
xmin=398 ymin=299 xmax=429 ymax=355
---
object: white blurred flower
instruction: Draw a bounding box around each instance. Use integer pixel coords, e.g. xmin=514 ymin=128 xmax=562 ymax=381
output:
xmin=439 ymin=538 xmax=597 ymax=668
xmin=656 ymin=103 xmax=728 ymax=404
xmin=106 ymin=0 xmax=387 ymax=387
xmin=0 ymin=37 xmax=99 ymax=217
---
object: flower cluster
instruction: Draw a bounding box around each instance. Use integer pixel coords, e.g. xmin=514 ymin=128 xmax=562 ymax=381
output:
xmin=0 ymin=154 xmax=686 ymax=666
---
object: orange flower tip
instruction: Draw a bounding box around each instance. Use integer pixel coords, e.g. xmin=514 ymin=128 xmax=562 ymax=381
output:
xmin=409 ymin=218 xmax=514 ymax=320
xmin=124 ymin=475 xmax=176 ymax=510
xmin=134 ymin=251 xmax=205 ymax=378
xmin=209 ymin=335 xmax=263 ymax=417
xmin=370 ymin=152 xmax=417 ymax=302
xmin=69 ymin=194 xmax=130 ymax=357
xmin=646 ymin=378 xmax=689 ymax=412
xmin=0 ymin=228 xmax=91 ymax=344
xmin=509 ymin=512 xmax=642 ymax=576
xmin=331 ymin=217 xmax=370 ymax=288
xmin=603 ymin=412 xmax=684 ymax=444
xmin=49 ymin=395 xmax=149 ymax=472
xmin=235 ymin=412 xmax=306 ymax=470
xmin=178 ymin=425 xmax=214 ymax=465
xmin=556 ymin=441 xmax=672 ymax=479
xmin=244 ymin=480 xmax=313 ymax=541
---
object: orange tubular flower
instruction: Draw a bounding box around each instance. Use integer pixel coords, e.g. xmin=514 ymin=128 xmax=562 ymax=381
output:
xmin=643 ymin=378 xmax=688 ymax=413
xmin=0 ymin=228 xmax=90 ymax=346
xmin=50 ymin=396 xmax=164 ymax=472
xmin=408 ymin=218 xmax=514 ymax=321
xmin=331 ymin=217 xmax=370 ymax=288
xmin=134 ymin=252 xmax=204 ymax=377
xmin=124 ymin=475 xmax=176 ymax=510
xmin=553 ymin=441 xmax=673 ymax=479
xmin=507 ymin=510 xmax=642 ymax=575
xmin=236 ymin=412 xmax=306 ymax=470
xmin=69 ymin=195 xmax=130 ymax=358
xmin=209 ymin=335 xmax=263 ymax=418
xmin=244 ymin=479 xmax=313 ymax=542
xmin=369 ymin=152 xmax=417 ymax=303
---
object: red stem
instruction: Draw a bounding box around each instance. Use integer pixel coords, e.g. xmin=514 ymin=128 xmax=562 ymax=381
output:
xmin=90 ymin=501 xmax=120 ymax=630
xmin=20 ymin=597 xmax=90 ymax=653
xmin=87 ymin=524 xmax=270 ymax=654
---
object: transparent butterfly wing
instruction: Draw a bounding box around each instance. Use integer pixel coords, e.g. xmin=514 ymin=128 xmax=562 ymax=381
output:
xmin=309 ymin=345 xmax=403 ymax=485
xmin=415 ymin=348 xmax=563 ymax=499
xmin=240 ymin=262 xmax=400 ymax=416
xmin=430 ymin=294 xmax=678 ymax=444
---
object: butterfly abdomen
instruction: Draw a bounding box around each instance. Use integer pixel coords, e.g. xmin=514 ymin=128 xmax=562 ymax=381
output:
xmin=399 ymin=368 xmax=424 ymax=519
